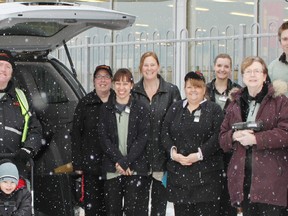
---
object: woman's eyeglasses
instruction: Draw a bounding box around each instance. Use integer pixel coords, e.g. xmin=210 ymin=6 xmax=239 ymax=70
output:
xmin=243 ymin=69 xmax=263 ymax=76
xmin=95 ymin=75 xmax=111 ymax=80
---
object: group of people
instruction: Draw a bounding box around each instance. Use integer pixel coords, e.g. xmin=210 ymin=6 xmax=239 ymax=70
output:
xmin=0 ymin=20 xmax=286 ymax=216
xmin=71 ymin=51 xmax=181 ymax=216
xmin=72 ymin=21 xmax=288 ymax=216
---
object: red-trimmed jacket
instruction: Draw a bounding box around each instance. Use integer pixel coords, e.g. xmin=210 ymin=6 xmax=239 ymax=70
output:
xmin=0 ymin=182 xmax=32 ymax=216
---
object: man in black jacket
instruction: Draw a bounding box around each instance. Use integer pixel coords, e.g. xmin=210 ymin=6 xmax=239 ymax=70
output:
xmin=0 ymin=49 xmax=42 ymax=176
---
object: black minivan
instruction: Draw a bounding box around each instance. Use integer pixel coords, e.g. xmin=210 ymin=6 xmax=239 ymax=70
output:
xmin=0 ymin=2 xmax=135 ymax=215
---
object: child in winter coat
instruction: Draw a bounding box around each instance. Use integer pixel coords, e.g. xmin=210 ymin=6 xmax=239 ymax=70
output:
xmin=0 ymin=160 xmax=32 ymax=216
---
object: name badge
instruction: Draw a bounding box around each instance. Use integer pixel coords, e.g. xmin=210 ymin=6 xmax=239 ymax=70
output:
xmin=125 ymin=106 xmax=130 ymax=114
xmin=194 ymin=110 xmax=201 ymax=122
xmin=219 ymin=95 xmax=227 ymax=102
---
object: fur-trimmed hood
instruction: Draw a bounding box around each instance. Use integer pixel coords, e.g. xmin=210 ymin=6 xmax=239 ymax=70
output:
xmin=228 ymin=79 xmax=288 ymax=102
xmin=272 ymin=79 xmax=288 ymax=97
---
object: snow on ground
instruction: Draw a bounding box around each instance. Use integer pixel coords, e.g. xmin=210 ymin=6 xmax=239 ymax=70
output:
xmin=76 ymin=202 xmax=174 ymax=216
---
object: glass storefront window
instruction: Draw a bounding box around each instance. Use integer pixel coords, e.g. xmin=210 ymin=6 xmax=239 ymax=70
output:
xmin=259 ymin=0 xmax=288 ymax=59
xmin=188 ymin=0 xmax=254 ymax=37
xmin=113 ymin=0 xmax=174 ymax=81
xmin=114 ymin=0 xmax=174 ymax=36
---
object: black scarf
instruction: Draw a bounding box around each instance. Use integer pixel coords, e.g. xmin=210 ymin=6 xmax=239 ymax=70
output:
xmin=240 ymin=83 xmax=268 ymax=121
xmin=279 ymin=52 xmax=288 ymax=65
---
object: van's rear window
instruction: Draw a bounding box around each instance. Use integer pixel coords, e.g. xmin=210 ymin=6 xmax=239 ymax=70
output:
xmin=0 ymin=22 xmax=65 ymax=37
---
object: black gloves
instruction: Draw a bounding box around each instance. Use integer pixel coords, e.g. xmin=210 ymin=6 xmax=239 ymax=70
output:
xmin=13 ymin=148 xmax=33 ymax=178
xmin=15 ymin=147 xmax=33 ymax=164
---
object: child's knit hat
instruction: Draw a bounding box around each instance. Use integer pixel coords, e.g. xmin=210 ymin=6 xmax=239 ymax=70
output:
xmin=0 ymin=162 xmax=19 ymax=185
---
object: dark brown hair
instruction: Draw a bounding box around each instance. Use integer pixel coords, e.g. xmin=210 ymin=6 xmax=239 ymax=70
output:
xmin=278 ymin=21 xmax=288 ymax=42
xmin=184 ymin=71 xmax=206 ymax=88
xmin=113 ymin=68 xmax=134 ymax=84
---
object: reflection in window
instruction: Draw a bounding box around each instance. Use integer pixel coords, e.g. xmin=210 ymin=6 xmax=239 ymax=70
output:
xmin=0 ymin=22 xmax=65 ymax=37
xmin=30 ymin=66 xmax=68 ymax=103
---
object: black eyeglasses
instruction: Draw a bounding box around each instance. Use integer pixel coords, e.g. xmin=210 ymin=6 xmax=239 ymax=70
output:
xmin=95 ymin=75 xmax=112 ymax=80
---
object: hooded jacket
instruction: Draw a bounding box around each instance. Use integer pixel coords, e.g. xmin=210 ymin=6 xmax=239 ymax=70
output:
xmin=133 ymin=75 xmax=181 ymax=172
xmin=0 ymin=185 xmax=32 ymax=216
xmin=219 ymin=80 xmax=288 ymax=207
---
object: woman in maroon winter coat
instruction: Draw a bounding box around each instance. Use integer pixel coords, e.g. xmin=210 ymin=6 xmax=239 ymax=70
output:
xmin=219 ymin=56 xmax=288 ymax=216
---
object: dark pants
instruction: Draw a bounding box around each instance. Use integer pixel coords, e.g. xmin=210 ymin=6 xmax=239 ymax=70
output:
xmin=219 ymin=171 xmax=237 ymax=216
xmin=83 ymin=173 xmax=106 ymax=216
xmin=104 ymin=175 xmax=150 ymax=216
xmin=242 ymin=168 xmax=284 ymax=216
xmin=242 ymin=201 xmax=283 ymax=216
xmin=280 ymin=208 xmax=288 ymax=216
xmin=174 ymin=201 xmax=220 ymax=216
xmin=150 ymin=176 xmax=168 ymax=216
xmin=220 ymin=152 xmax=237 ymax=216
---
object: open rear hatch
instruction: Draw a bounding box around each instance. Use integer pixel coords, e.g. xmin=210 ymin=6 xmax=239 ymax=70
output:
xmin=0 ymin=2 xmax=136 ymax=51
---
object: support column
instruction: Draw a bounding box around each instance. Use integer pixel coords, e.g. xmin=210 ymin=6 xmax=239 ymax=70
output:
xmin=174 ymin=0 xmax=187 ymax=96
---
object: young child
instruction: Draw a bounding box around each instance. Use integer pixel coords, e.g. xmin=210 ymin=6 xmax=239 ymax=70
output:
xmin=0 ymin=160 xmax=32 ymax=216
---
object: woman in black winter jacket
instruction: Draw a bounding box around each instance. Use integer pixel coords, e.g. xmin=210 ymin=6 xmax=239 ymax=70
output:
xmin=161 ymin=71 xmax=224 ymax=216
xmin=206 ymin=53 xmax=241 ymax=216
xmin=133 ymin=51 xmax=181 ymax=216
xmin=99 ymin=68 xmax=150 ymax=216
xmin=71 ymin=65 xmax=114 ymax=215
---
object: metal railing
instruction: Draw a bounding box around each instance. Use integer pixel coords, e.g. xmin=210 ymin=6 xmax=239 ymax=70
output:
xmin=53 ymin=22 xmax=281 ymax=93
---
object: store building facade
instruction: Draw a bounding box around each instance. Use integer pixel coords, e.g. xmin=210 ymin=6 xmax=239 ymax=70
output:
xmin=1 ymin=0 xmax=287 ymax=91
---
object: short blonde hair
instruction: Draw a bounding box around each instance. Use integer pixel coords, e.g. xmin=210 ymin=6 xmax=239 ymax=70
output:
xmin=241 ymin=56 xmax=268 ymax=75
